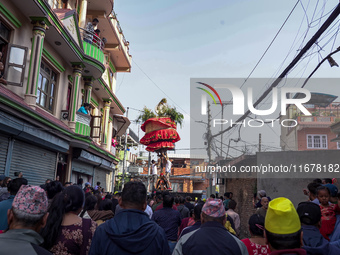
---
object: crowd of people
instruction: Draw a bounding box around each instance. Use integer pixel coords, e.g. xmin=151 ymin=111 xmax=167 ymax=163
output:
xmin=0 ymin=175 xmax=339 ymax=254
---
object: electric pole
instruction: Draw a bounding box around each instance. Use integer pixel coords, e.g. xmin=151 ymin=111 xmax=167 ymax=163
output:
xmin=122 ymin=107 xmax=129 ymax=189
xmin=259 ymin=133 xmax=262 ymax=152
xmin=207 ymin=101 xmax=212 ymax=164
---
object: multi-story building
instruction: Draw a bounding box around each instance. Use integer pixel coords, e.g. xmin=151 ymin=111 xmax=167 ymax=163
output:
xmin=0 ymin=0 xmax=131 ymax=191
xmin=280 ymin=92 xmax=340 ymax=151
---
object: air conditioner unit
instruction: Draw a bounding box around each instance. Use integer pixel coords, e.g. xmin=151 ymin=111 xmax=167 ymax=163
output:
xmin=61 ymin=110 xmax=69 ymax=121
xmin=128 ymin=166 xmax=143 ymax=173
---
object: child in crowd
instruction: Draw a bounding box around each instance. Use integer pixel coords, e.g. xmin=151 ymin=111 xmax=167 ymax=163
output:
xmin=317 ymin=186 xmax=340 ymax=240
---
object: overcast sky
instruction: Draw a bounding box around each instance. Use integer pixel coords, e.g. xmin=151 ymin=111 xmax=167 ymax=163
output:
xmin=113 ymin=0 xmax=340 ymax=158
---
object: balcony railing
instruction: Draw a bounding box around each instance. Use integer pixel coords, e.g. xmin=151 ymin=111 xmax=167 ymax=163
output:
xmin=299 ymin=116 xmax=334 ymax=122
xmin=80 ymin=28 xmax=105 ymax=64
xmin=75 ymin=112 xmax=91 ymax=136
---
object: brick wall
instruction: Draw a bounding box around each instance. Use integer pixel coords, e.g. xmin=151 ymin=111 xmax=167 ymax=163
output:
xmin=225 ymin=178 xmax=257 ymax=239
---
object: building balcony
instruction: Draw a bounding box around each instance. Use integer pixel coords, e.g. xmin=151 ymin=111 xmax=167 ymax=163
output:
xmin=75 ymin=112 xmax=91 ymax=136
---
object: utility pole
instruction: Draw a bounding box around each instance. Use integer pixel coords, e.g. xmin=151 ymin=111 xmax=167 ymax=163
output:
xmin=207 ymin=101 xmax=212 ymax=164
xmin=259 ymin=133 xmax=262 ymax=152
xmin=122 ymin=107 xmax=129 ymax=189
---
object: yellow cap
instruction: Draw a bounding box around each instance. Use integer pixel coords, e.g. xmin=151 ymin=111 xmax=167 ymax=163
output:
xmin=265 ymin=197 xmax=300 ymax=235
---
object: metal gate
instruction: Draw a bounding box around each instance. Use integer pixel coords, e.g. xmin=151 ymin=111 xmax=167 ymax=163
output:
xmin=0 ymin=135 xmax=9 ymax=175
xmin=94 ymin=167 xmax=111 ymax=192
xmin=10 ymin=140 xmax=57 ymax=186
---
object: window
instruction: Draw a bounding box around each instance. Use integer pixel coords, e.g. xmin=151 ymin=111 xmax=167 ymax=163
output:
xmin=307 ymin=134 xmax=327 ymax=149
xmin=5 ymin=45 xmax=27 ymax=86
xmin=0 ymin=20 xmax=11 ymax=72
xmin=36 ymin=61 xmax=57 ymax=112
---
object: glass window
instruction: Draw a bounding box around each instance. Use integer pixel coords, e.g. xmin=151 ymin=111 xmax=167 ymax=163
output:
xmin=36 ymin=60 xmax=57 ymax=112
xmin=307 ymin=134 xmax=328 ymax=149
xmin=5 ymin=44 xmax=27 ymax=86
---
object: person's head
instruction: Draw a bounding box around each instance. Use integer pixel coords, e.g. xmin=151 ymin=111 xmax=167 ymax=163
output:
xmin=258 ymin=190 xmax=266 ymax=199
xmin=9 ymin=185 xmax=48 ymax=232
xmin=313 ymin=178 xmax=322 ymax=184
xmin=224 ymin=192 xmax=230 ymax=199
xmin=193 ymin=203 xmax=203 ymax=222
xmin=119 ymin=181 xmax=147 ymax=211
xmin=297 ymin=202 xmax=321 ymax=228
xmin=41 ymin=185 xmax=85 ymax=250
xmin=0 ymin=175 xmax=6 ymax=186
xmin=156 ymin=194 xmax=162 ymax=203
xmin=96 ymin=181 xmax=101 ymax=186
xmin=324 ymin=184 xmax=338 ymax=198
xmin=84 ymin=182 xmax=91 ymax=188
xmin=77 ymin=178 xmax=83 ymax=185
xmin=261 ymin=197 xmax=269 ymax=210
xmin=249 ymin=214 xmax=265 ymax=237
xmin=179 ymin=196 xmax=185 ymax=205
xmin=80 ymin=194 xmax=98 ymax=217
xmin=99 ymin=199 xmax=113 ymax=211
xmin=307 ymin=182 xmax=322 ymax=200
xmin=83 ymin=103 xmax=91 ymax=111
xmin=201 ymin=198 xmax=226 ymax=225
xmin=163 ymin=195 xmax=174 ymax=208
xmin=322 ymin=178 xmax=332 ymax=184
xmin=105 ymin=194 xmax=112 ymax=200
xmin=210 ymin=194 xmax=216 ymax=199
xmin=185 ymin=196 xmax=191 ymax=202
xmin=94 ymin=29 xmax=100 ymax=35
xmin=174 ymin=196 xmax=180 ymax=205
xmin=229 ymin=192 xmax=233 ymax=199
xmin=45 ymin=181 xmax=63 ymax=200
xmin=1 ymin=177 xmax=11 ymax=188
xmin=64 ymin=182 xmax=72 ymax=187
xmin=265 ymin=197 xmax=302 ymax=251
xmin=8 ymin=178 xmax=28 ymax=196
xmin=228 ymin=200 xmax=237 ymax=210
xmin=317 ymin=186 xmax=330 ymax=206
xmin=92 ymin=18 xmax=99 ymax=25
xmin=45 ymin=179 xmax=52 ymax=184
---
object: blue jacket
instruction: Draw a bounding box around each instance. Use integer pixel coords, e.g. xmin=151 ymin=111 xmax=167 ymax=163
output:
xmin=302 ymin=225 xmax=340 ymax=255
xmin=89 ymin=209 xmax=170 ymax=255
xmin=0 ymin=195 xmax=15 ymax=230
xmin=182 ymin=221 xmax=246 ymax=255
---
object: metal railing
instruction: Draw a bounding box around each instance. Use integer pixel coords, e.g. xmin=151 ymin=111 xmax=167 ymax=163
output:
xmin=111 ymin=10 xmax=130 ymax=47
xmin=79 ymin=28 xmax=105 ymax=50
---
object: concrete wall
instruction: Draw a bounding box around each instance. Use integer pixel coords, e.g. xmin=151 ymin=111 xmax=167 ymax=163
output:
xmin=257 ymin=150 xmax=340 ymax=206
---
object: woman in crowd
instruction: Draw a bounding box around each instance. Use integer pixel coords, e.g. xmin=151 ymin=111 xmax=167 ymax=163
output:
xmin=41 ymin=185 xmax=97 ymax=255
xmin=241 ymin=214 xmax=270 ymax=255
xmin=80 ymin=194 xmax=114 ymax=222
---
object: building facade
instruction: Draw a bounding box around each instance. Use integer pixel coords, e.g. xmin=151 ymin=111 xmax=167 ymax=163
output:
xmin=0 ymin=0 xmax=131 ymax=191
xmin=280 ymin=93 xmax=340 ymax=151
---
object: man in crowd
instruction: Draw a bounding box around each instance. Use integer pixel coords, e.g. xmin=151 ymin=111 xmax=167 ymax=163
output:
xmin=226 ymin=200 xmax=240 ymax=235
xmin=297 ymin=201 xmax=340 ymax=254
xmin=177 ymin=196 xmax=190 ymax=219
xmin=152 ymin=195 xmax=181 ymax=253
xmin=307 ymin=182 xmax=322 ymax=204
xmin=77 ymin=103 xmax=92 ymax=115
xmin=223 ymin=192 xmax=231 ymax=210
xmin=184 ymin=196 xmax=194 ymax=211
xmin=0 ymin=185 xmax=51 ymax=255
xmin=256 ymin=197 xmax=269 ymax=218
xmin=265 ymin=197 xmax=306 ymax=254
xmin=178 ymin=203 xmax=203 ymax=239
xmin=173 ymin=198 xmax=248 ymax=255
xmin=152 ymin=194 xmax=162 ymax=212
xmin=0 ymin=177 xmax=27 ymax=230
xmin=151 ymin=160 xmax=158 ymax=191
xmin=84 ymin=18 xmax=99 ymax=44
xmin=89 ymin=181 xmax=170 ymax=255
